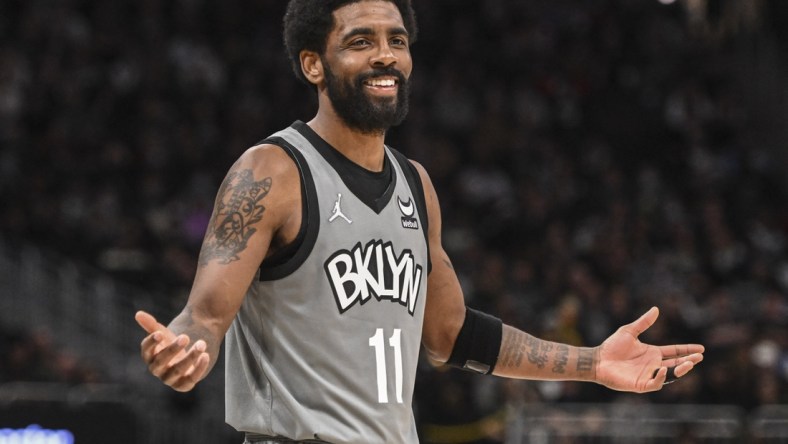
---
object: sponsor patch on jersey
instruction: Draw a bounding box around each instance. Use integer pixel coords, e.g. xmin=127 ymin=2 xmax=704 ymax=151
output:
xmin=397 ymin=196 xmax=418 ymax=230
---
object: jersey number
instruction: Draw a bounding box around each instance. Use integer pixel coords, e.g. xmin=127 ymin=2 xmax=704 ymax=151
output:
xmin=368 ymin=328 xmax=403 ymax=404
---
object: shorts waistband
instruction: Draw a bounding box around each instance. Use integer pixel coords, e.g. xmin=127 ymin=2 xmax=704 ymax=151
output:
xmin=244 ymin=433 xmax=331 ymax=443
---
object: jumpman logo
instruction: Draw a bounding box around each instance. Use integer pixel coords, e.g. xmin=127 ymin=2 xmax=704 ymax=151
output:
xmin=328 ymin=193 xmax=352 ymax=224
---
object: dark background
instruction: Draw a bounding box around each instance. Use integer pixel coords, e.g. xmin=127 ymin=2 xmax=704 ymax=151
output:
xmin=1 ymin=0 xmax=786 ymax=442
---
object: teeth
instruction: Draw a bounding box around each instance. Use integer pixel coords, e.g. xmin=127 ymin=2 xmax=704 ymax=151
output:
xmin=367 ymin=78 xmax=396 ymax=87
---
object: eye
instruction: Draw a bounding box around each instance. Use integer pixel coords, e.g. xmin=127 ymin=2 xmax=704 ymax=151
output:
xmin=391 ymin=37 xmax=408 ymax=47
xmin=349 ymin=38 xmax=371 ymax=47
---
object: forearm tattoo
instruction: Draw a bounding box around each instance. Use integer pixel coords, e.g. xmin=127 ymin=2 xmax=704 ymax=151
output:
xmin=525 ymin=336 xmax=552 ymax=369
xmin=499 ymin=329 xmax=597 ymax=378
xmin=499 ymin=330 xmax=526 ymax=368
xmin=552 ymin=344 xmax=569 ymax=374
xmin=198 ymin=169 xmax=271 ymax=266
xmin=577 ymin=348 xmax=595 ymax=373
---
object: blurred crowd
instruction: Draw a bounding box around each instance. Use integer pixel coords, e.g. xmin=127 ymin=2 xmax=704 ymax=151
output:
xmin=0 ymin=327 xmax=101 ymax=385
xmin=1 ymin=0 xmax=787 ymax=437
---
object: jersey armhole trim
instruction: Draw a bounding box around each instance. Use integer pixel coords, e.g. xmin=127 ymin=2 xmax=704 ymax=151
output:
xmin=257 ymin=136 xmax=320 ymax=281
xmin=388 ymin=148 xmax=432 ymax=275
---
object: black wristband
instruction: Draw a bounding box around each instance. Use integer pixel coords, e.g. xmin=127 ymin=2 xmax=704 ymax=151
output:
xmin=446 ymin=308 xmax=503 ymax=375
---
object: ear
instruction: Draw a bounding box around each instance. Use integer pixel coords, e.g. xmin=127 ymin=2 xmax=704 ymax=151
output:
xmin=300 ymin=50 xmax=323 ymax=86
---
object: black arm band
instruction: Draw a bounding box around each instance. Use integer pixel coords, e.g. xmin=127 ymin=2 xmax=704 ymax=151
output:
xmin=446 ymin=308 xmax=503 ymax=375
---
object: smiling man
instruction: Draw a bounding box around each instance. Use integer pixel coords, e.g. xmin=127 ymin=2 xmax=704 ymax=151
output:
xmin=135 ymin=1 xmax=705 ymax=443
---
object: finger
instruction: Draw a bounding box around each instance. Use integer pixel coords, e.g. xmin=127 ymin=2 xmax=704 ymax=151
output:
xmin=184 ymin=339 xmax=208 ymax=376
xmin=149 ymin=335 xmax=190 ymax=377
xmin=661 ymin=352 xmax=704 ymax=369
xmin=172 ymin=351 xmax=210 ymax=392
xmin=652 ymin=363 xmax=688 ymax=382
xmin=621 ymin=306 xmax=659 ymax=338
xmin=644 ymin=366 xmax=668 ymax=392
xmin=658 ymin=343 xmax=705 ymax=357
xmin=650 ymin=359 xmax=699 ymax=388
xmin=160 ymin=340 xmax=207 ymax=386
xmin=186 ymin=351 xmax=210 ymax=380
xmin=137 ymin=311 xmax=178 ymax=356
xmin=136 ymin=310 xmax=166 ymax=334
xmin=648 ymin=366 xmax=678 ymax=388
xmin=140 ymin=332 xmax=165 ymax=363
xmin=672 ymin=360 xmax=697 ymax=378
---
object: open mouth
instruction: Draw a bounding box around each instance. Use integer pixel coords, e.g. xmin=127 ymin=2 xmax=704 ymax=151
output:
xmin=363 ymin=77 xmax=398 ymax=88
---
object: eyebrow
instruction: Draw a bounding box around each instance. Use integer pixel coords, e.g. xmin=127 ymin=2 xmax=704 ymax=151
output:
xmin=340 ymin=26 xmax=409 ymax=41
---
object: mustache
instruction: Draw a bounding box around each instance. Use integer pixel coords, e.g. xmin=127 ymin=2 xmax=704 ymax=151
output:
xmin=357 ymin=67 xmax=408 ymax=85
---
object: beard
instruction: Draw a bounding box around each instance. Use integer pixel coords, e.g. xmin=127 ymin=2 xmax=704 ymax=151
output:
xmin=322 ymin=60 xmax=410 ymax=135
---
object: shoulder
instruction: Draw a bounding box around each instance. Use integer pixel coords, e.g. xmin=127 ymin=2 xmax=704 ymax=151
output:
xmin=235 ymin=142 xmax=300 ymax=179
xmin=227 ymin=142 xmax=304 ymax=197
xmin=406 ymin=158 xmax=428 ymax=182
xmin=221 ymin=142 xmax=302 ymax=227
xmin=403 ymin=158 xmax=437 ymax=206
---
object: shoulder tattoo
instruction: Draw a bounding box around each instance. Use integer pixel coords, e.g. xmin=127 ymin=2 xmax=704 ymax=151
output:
xmin=198 ymin=168 xmax=272 ymax=266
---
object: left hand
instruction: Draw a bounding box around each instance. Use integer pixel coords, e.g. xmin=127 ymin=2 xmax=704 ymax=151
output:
xmin=136 ymin=310 xmax=210 ymax=392
xmin=595 ymin=307 xmax=704 ymax=392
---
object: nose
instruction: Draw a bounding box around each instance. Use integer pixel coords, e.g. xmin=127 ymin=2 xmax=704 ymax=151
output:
xmin=370 ymin=41 xmax=397 ymax=68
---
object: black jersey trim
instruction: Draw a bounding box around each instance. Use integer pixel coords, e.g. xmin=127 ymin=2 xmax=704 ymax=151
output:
xmin=256 ymin=136 xmax=320 ymax=281
xmin=293 ymin=121 xmax=396 ymax=214
xmin=388 ymin=148 xmax=432 ymax=274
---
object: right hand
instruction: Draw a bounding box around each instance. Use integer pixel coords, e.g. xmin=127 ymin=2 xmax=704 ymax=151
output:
xmin=595 ymin=307 xmax=704 ymax=393
xmin=136 ymin=310 xmax=210 ymax=392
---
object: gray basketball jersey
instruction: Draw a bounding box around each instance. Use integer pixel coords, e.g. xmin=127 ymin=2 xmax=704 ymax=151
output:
xmin=225 ymin=122 xmax=429 ymax=443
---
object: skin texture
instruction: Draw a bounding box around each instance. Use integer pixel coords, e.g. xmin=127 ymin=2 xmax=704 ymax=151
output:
xmin=137 ymin=0 xmax=704 ymax=395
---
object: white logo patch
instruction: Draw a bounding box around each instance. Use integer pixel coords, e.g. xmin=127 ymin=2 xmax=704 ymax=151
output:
xmin=328 ymin=192 xmax=352 ymax=224
xmin=397 ymin=196 xmax=418 ymax=230
xmin=397 ymin=196 xmax=414 ymax=217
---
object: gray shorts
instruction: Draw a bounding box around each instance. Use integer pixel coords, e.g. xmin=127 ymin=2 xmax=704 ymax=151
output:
xmin=244 ymin=433 xmax=331 ymax=444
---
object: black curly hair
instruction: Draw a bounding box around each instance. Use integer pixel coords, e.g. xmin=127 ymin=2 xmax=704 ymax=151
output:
xmin=283 ymin=0 xmax=417 ymax=86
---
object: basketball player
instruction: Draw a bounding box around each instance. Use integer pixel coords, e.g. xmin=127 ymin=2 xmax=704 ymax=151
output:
xmin=136 ymin=1 xmax=705 ymax=442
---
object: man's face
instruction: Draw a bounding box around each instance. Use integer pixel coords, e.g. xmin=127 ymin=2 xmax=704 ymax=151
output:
xmin=321 ymin=1 xmax=413 ymax=134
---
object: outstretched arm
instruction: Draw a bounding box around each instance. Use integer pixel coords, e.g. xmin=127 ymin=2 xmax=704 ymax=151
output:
xmin=136 ymin=144 xmax=302 ymax=392
xmin=413 ymin=160 xmax=704 ymax=391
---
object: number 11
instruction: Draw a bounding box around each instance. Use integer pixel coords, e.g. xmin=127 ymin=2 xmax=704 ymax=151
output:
xmin=368 ymin=328 xmax=403 ymax=404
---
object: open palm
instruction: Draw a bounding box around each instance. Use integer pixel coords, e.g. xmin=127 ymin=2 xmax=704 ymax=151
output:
xmin=595 ymin=307 xmax=704 ymax=393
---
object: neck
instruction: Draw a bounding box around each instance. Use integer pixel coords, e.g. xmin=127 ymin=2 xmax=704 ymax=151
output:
xmin=307 ymin=100 xmax=387 ymax=172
